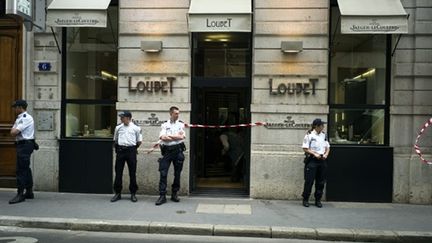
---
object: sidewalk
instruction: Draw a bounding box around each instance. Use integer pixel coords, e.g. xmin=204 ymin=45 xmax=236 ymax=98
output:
xmin=0 ymin=189 xmax=431 ymax=242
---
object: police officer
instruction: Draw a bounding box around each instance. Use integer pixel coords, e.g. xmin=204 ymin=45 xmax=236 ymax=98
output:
xmin=155 ymin=106 xmax=186 ymax=206
xmin=9 ymin=100 xmax=36 ymax=204
xmin=111 ymin=111 xmax=142 ymax=203
xmin=301 ymin=118 xmax=330 ymax=208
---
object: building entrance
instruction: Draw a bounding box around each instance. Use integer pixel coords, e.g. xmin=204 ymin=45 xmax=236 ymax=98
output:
xmin=190 ymin=32 xmax=251 ymax=196
xmin=0 ymin=18 xmax=22 ymax=187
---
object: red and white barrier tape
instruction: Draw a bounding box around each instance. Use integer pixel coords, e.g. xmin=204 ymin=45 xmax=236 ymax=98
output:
xmin=414 ymin=117 xmax=432 ymax=165
xmin=185 ymin=122 xmax=267 ymax=129
xmin=146 ymin=122 xmax=267 ymax=154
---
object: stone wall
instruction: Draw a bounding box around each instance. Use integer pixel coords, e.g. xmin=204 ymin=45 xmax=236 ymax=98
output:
xmin=392 ymin=0 xmax=432 ymax=203
xmin=250 ymin=0 xmax=329 ymax=199
xmin=31 ymin=28 xmax=62 ymax=191
xmin=118 ymin=0 xmax=191 ymax=195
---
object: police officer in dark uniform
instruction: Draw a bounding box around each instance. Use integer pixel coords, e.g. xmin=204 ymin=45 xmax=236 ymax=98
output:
xmin=111 ymin=111 xmax=142 ymax=203
xmin=155 ymin=106 xmax=186 ymax=206
xmin=9 ymin=100 xmax=37 ymax=204
xmin=301 ymin=118 xmax=330 ymax=208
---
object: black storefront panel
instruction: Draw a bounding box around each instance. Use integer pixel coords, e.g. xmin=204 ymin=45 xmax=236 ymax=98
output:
xmin=59 ymin=139 xmax=113 ymax=193
xmin=326 ymin=146 xmax=393 ymax=202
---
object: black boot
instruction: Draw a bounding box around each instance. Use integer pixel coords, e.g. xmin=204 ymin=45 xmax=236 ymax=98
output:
xmin=171 ymin=191 xmax=180 ymax=202
xmin=155 ymin=195 xmax=167 ymax=206
xmin=110 ymin=193 xmax=121 ymax=202
xmin=131 ymin=193 xmax=137 ymax=203
xmin=315 ymin=200 xmax=323 ymax=208
xmin=302 ymin=199 xmax=310 ymax=207
xmin=9 ymin=192 xmax=25 ymax=204
xmin=25 ymin=188 xmax=34 ymax=199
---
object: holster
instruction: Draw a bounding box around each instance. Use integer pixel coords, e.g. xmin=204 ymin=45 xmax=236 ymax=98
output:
xmin=303 ymin=153 xmax=312 ymax=164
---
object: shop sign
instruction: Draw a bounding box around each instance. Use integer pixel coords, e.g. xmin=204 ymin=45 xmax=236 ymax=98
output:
xmin=188 ymin=14 xmax=251 ymax=32
xmin=5 ymin=0 xmax=32 ymax=20
xmin=341 ymin=17 xmax=407 ymax=34
xmin=349 ymin=21 xmax=400 ymax=33
xmin=269 ymin=78 xmax=318 ymax=96
xmin=128 ymin=76 xmax=175 ymax=94
xmin=47 ymin=11 xmax=107 ymax=27
xmin=133 ymin=113 xmax=164 ymax=127
xmin=265 ymin=116 xmax=310 ymax=129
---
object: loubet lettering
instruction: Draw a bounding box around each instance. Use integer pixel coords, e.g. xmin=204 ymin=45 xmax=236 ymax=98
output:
xmin=206 ymin=18 xmax=232 ymax=28
xmin=269 ymin=78 xmax=318 ymax=96
xmin=128 ymin=76 xmax=175 ymax=93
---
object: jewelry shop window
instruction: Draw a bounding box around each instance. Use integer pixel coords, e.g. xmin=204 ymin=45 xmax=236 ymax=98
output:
xmin=328 ymin=4 xmax=389 ymax=145
xmin=62 ymin=6 xmax=118 ymax=138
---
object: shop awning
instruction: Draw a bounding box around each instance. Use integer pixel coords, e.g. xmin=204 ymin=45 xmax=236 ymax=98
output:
xmin=338 ymin=0 xmax=408 ymax=34
xmin=46 ymin=0 xmax=111 ymax=28
xmin=188 ymin=0 xmax=252 ymax=32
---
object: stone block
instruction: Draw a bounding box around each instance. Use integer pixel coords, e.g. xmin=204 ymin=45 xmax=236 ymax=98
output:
xmin=118 ymin=61 xmax=189 ymax=75
xmin=255 ymin=22 xmax=328 ymax=35
xmin=120 ymin=9 xmax=187 ymax=22
xmin=315 ymin=228 xmax=355 ymax=241
xmin=255 ymin=9 xmax=327 ymax=21
xmin=119 ymin=22 xmax=188 ymax=35
xmin=165 ymin=223 xmax=213 ymax=235
xmin=255 ymin=0 xmax=328 ymax=9
xmin=254 ymin=63 xmax=327 ymax=76
xmin=392 ymin=91 xmax=413 ymax=105
xmin=119 ymin=49 xmax=190 ymax=62
xmin=120 ymin=0 xmax=189 ymax=8
xmin=271 ymin=226 xmax=317 ymax=239
xmin=214 ymin=224 xmax=271 ymax=238
xmin=254 ymin=50 xmax=327 ymax=64
xmin=119 ymin=36 xmax=189 ymax=49
xmin=32 ymin=149 xmax=58 ymax=191
xmin=254 ymin=36 xmax=328 ymax=49
xmin=353 ymin=229 xmax=398 ymax=242
xmin=250 ymin=153 xmax=304 ymax=199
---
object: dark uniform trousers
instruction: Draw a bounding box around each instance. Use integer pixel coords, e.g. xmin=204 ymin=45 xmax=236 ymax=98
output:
xmin=302 ymin=158 xmax=327 ymax=201
xmin=16 ymin=141 xmax=35 ymax=193
xmin=158 ymin=145 xmax=185 ymax=196
xmin=113 ymin=146 xmax=138 ymax=194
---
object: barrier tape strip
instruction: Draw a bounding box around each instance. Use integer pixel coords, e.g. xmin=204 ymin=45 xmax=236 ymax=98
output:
xmin=146 ymin=122 xmax=267 ymax=154
xmin=414 ymin=117 xmax=432 ymax=165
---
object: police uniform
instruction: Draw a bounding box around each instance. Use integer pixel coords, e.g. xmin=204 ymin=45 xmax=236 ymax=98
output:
xmin=157 ymin=119 xmax=186 ymax=199
xmin=13 ymin=111 xmax=35 ymax=195
xmin=301 ymin=129 xmax=330 ymax=206
xmin=112 ymin=118 xmax=142 ymax=198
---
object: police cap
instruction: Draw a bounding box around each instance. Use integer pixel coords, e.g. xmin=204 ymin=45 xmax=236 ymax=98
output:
xmin=11 ymin=99 xmax=28 ymax=108
xmin=312 ymin=118 xmax=326 ymax=126
xmin=119 ymin=111 xmax=132 ymax=118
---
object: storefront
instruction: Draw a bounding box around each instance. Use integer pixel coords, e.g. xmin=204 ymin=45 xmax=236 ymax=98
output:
xmin=1 ymin=0 xmax=432 ymax=203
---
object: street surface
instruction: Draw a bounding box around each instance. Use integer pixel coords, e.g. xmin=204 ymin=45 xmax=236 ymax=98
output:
xmin=0 ymin=226 xmax=368 ymax=243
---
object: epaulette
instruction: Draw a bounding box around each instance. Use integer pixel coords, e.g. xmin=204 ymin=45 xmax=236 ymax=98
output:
xmin=179 ymin=120 xmax=184 ymax=123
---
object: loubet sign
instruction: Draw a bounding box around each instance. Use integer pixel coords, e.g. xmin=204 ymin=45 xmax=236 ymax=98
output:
xmin=128 ymin=76 xmax=175 ymax=94
xmin=188 ymin=14 xmax=251 ymax=32
xmin=269 ymin=78 xmax=318 ymax=96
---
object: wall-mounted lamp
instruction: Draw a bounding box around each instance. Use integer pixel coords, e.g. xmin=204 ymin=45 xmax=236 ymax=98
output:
xmin=141 ymin=41 xmax=162 ymax=53
xmin=281 ymin=41 xmax=303 ymax=53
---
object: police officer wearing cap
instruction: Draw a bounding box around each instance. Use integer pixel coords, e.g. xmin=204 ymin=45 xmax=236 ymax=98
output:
xmin=9 ymin=100 xmax=37 ymax=204
xmin=111 ymin=111 xmax=142 ymax=203
xmin=301 ymin=118 xmax=330 ymax=208
xmin=155 ymin=106 xmax=186 ymax=206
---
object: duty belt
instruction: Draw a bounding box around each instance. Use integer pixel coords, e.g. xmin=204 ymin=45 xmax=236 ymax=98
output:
xmin=15 ymin=139 xmax=35 ymax=145
xmin=162 ymin=143 xmax=184 ymax=151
